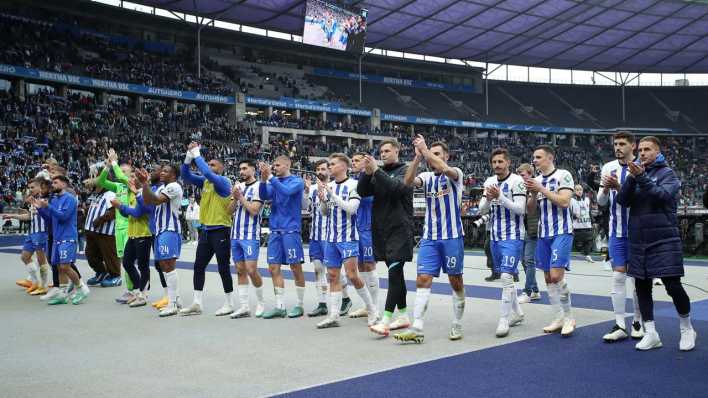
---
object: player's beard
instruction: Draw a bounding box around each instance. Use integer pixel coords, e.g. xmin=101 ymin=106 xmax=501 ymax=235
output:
xmin=316 ymin=173 xmax=327 ymax=182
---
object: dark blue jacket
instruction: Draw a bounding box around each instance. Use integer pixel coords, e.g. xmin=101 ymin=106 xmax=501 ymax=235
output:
xmin=616 ymin=154 xmax=683 ymax=279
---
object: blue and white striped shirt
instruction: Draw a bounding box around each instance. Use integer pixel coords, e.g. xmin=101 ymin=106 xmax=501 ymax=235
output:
xmin=536 ymin=169 xmax=575 ymax=238
xmin=325 ymin=178 xmax=359 ymax=243
xmin=308 ymin=185 xmax=329 ymax=241
xmin=155 ymin=182 xmax=183 ymax=235
xmin=483 ymin=173 xmax=526 ymax=241
xmin=418 ymin=168 xmax=464 ymax=241
xmin=231 ymin=181 xmax=262 ymax=241
xmin=85 ymin=191 xmax=116 ymax=235
xmin=599 ymin=160 xmax=630 ymax=238
xmin=29 ymin=203 xmax=47 ymax=234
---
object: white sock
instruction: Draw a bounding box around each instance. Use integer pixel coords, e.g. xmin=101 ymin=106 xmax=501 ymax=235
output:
xmin=546 ymin=282 xmax=562 ymax=320
xmin=644 ymin=320 xmax=657 ymax=334
xmin=27 ymin=263 xmax=39 ymax=284
xmin=330 ymin=291 xmax=343 ymax=320
xmin=255 ymin=285 xmax=264 ymax=304
xmin=224 ymin=292 xmax=233 ymax=307
xmin=274 ymin=287 xmax=285 ymax=309
xmin=238 ymin=284 xmax=249 ymax=307
xmin=166 ymin=270 xmax=179 ymax=305
xmin=627 ymin=277 xmax=642 ymax=324
xmin=510 ymin=282 xmax=523 ymax=316
xmin=355 ymin=286 xmax=375 ymax=312
xmin=368 ymin=271 xmax=379 ymax=306
xmin=340 ymin=273 xmax=350 ymax=299
xmin=79 ymin=280 xmax=89 ymax=294
xmin=295 ymin=286 xmax=305 ymax=307
xmin=39 ymin=264 xmax=49 ymax=288
xmin=558 ymin=279 xmax=572 ymax=318
xmin=163 ymin=287 xmax=168 ymax=298
xmin=314 ymin=260 xmax=328 ymax=304
xmin=452 ymin=288 xmax=465 ymax=325
xmin=193 ymin=290 xmax=203 ymax=306
xmin=679 ymin=315 xmax=693 ymax=331
xmin=611 ymin=271 xmax=628 ymax=327
xmin=500 ymin=273 xmax=513 ymax=320
xmin=412 ymin=288 xmax=431 ymax=331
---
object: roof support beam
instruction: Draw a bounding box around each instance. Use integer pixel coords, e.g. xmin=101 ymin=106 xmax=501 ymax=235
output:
xmin=537 ymin=0 xmax=663 ymax=69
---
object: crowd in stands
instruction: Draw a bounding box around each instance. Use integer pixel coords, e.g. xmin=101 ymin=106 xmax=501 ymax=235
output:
xmin=2 ymin=89 xmax=706 ymax=214
xmin=0 ymin=12 xmax=233 ymax=96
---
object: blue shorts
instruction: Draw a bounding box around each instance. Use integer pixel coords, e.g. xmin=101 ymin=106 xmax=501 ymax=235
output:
xmin=535 ymin=234 xmax=573 ymax=272
xmin=309 ymin=240 xmax=326 ymax=262
xmin=23 ymin=232 xmax=48 ymax=253
xmin=267 ymin=232 xmax=304 ymax=265
xmin=232 ymin=239 xmax=259 ymax=263
xmin=357 ymin=230 xmax=374 ymax=264
xmin=51 ymin=240 xmax=76 ymax=265
xmin=490 ymin=239 xmax=524 ymax=274
xmin=154 ymin=231 xmax=181 ymax=261
xmin=608 ymin=236 xmax=628 ymax=268
xmin=324 ymin=241 xmax=359 ymax=268
xmin=416 ymin=238 xmax=464 ymax=277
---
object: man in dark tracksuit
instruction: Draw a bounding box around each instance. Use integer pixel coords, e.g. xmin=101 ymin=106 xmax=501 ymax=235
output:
xmin=616 ymin=136 xmax=696 ymax=351
xmin=358 ymin=139 xmax=414 ymax=337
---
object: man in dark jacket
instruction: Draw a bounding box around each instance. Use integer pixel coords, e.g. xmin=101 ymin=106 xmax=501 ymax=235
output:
xmin=358 ymin=139 xmax=414 ymax=337
xmin=616 ymin=136 xmax=696 ymax=351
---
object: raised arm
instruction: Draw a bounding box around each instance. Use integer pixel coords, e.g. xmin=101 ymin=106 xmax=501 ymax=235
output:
xmin=329 ymin=188 xmax=360 ymax=215
xmin=269 ymin=176 xmax=304 ymax=196
xmin=180 ymin=163 xmax=205 ymax=188
xmin=96 ymin=167 xmax=120 ymax=193
xmin=193 ymin=156 xmax=231 ymax=197
xmin=615 ymin=175 xmax=637 ymax=207
xmin=112 ymin=163 xmax=130 ymax=186
xmin=635 ymin=169 xmax=680 ymax=204
xmin=403 ymin=154 xmax=423 ymax=187
xmin=43 ymin=196 xmax=77 ymax=222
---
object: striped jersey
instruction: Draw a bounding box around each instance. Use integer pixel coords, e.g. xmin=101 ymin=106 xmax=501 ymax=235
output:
xmin=483 ymin=173 xmax=526 ymax=241
xmin=600 ymin=160 xmax=630 ymax=238
xmin=231 ymin=181 xmax=262 ymax=241
xmin=535 ymin=169 xmax=575 ymax=238
xmin=325 ymin=178 xmax=360 ymax=243
xmin=29 ymin=201 xmax=47 ymax=234
xmin=308 ymin=184 xmax=329 ymax=241
xmin=85 ymin=191 xmax=116 ymax=235
xmin=155 ymin=182 xmax=183 ymax=234
xmin=418 ymin=168 xmax=464 ymax=240
xmin=570 ymin=196 xmax=592 ymax=230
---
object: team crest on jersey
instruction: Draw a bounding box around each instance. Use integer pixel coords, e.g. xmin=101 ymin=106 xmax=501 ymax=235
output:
xmin=427 ymin=186 xmax=451 ymax=198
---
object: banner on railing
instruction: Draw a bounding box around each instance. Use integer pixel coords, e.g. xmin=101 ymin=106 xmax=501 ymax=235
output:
xmin=312 ymin=67 xmax=474 ymax=93
xmin=245 ymin=96 xmax=372 ymax=116
xmin=0 ymin=64 xmax=234 ymax=104
xmin=380 ymin=113 xmax=596 ymax=134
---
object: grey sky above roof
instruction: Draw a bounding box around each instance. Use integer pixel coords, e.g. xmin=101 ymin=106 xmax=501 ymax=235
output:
xmin=129 ymin=0 xmax=708 ymax=73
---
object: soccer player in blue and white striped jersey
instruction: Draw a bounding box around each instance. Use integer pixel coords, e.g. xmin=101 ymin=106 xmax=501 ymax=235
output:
xmin=3 ymin=178 xmax=51 ymax=295
xmin=348 ymin=152 xmax=379 ymax=319
xmin=137 ymin=165 xmax=183 ymax=317
xmin=478 ymin=148 xmax=527 ymax=338
xmin=305 ymin=159 xmax=331 ymax=317
xmin=395 ymin=136 xmax=466 ymax=343
xmin=84 ymin=185 xmax=121 ymax=286
xmin=598 ymin=131 xmax=644 ymax=342
xmin=525 ymin=145 xmax=576 ymax=337
xmin=228 ymin=160 xmax=266 ymax=319
xmin=316 ymin=153 xmax=378 ymax=329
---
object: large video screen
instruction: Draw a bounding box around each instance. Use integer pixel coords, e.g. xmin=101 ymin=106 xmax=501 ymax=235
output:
xmin=303 ymin=0 xmax=367 ymax=54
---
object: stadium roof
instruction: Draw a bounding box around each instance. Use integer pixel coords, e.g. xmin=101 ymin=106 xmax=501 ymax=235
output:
xmin=131 ymin=0 xmax=708 ymax=73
